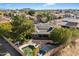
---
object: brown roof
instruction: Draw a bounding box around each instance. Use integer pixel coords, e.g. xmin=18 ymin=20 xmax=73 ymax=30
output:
xmin=0 ymin=17 xmax=11 ymax=23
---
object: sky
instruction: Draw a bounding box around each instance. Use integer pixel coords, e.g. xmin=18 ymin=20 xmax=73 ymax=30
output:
xmin=0 ymin=3 xmax=79 ymax=10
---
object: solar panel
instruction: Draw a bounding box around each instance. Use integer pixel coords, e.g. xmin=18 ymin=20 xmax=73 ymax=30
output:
xmin=66 ymin=22 xmax=78 ymax=27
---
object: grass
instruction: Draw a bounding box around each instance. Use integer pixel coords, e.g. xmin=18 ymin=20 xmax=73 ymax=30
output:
xmin=22 ymin=45 xmax=35 ymax=56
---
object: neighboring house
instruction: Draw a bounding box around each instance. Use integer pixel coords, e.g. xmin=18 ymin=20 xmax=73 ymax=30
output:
xmin=14 ymin=12 xmax=25 ymax=16
xmin=54 ymin=13 xmax=64 ymax=19
xmin=26 ymin=15 xmax=39 ymax=24
xmin=63 ymin=13 xmax=74 ymax=18
xmin=32 ymin=23 xmax=53 ymax=39
xmin=59 ymin=18 xmax=79 ymax=28
xmin=0 ymin=17 xmax=11 ymax=23
xmin=26 ymin=15 xmax=35 ymax=20
xmin=75 ymin=14 xmax=79 ymax=19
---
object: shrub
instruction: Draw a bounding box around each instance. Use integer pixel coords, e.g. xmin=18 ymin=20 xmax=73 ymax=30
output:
xmin=49 ymin=28 xmax=72 ymax=45
xmin=33 ymin=48 xmax=39 ymax=56
xmin=69 ymin=28 xmax=79 ymax=38
xmin=28 ymin=10 xmax=35 ymax=16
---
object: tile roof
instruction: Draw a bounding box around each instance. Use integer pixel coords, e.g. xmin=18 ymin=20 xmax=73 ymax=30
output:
xmin=0 ymin=17 xmax=11 ymax=23
xmin=33 ymin=23 xmax=53 ymax=34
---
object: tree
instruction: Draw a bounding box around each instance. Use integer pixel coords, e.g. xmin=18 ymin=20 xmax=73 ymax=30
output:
xmin=69 ymin=28 xmax=79 ymax=38
xmin=36 ymin=12 xmax=53 ymax=23
xmin=46 ymin=13 xmax=53 ymax=22
xmin=28 ymin=10 xmax=35 ymax=16
xmin=0 ymin=27 xmax=4 ymax=36
xmin=49 ymin=28 xmax=72 ymax=45
xmin=33 ymin=48 xmax=39 ymax=56
xmin=0 ymin=22 xmax=12 ymax=32
xmin=36 ymin=14 xmax=42 ymax=22
xmin=3 ymin=13 xmax=8 ymax=16
xmin=10 ymin=15 xmax=35 ymax=43
xmin=0 ymin=22 xmax=12 ymax=36
xmin=0 ymin=13 xmax=2 ymax=16
xmin=8 ymin=13 xmax=14 ymax=18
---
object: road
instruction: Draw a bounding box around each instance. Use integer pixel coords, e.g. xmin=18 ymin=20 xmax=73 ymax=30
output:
xmin=0 ymin=37 xmax=22 ymax=56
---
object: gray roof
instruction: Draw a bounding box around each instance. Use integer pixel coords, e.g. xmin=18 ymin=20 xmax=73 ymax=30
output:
xmin=65 ymin=22 xmax=78 ymax=27
xmin=62 ymin=18 xmax=79 ymax=23
xmin=60 ymin=18 xmax=79 ymax=28
xmin=33 ymin=23 xmax=53 ymax=35
xmin=36 ymin=23 xmax=51 ymax=30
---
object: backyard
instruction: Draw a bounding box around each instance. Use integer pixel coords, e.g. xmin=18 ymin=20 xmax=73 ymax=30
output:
xmin=0 ymin=10 xmax=79 ymax=56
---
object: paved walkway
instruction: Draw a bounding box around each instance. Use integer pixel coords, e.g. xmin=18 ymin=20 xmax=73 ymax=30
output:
xmin=0 ymin=37 xmax=22 ymax=56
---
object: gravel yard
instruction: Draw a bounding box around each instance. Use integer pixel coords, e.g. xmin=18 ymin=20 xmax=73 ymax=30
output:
xmin=56 ymin=39 xmax=79 ymax=56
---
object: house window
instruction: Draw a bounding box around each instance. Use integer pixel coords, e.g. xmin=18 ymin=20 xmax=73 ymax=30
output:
xmin=39 ymin=35 xmax=42 ymax=37
xmin=43 ymin=35 xmax=48 ymax=37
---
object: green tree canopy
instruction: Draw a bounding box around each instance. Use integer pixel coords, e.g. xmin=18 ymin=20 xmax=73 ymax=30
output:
xmin=28 ymin=10 xmax=35 ymax=16
xmin=10 ymin=15 xmax=35 ymax=42
xmin=0 ymin=22 xmax=12 ymax=32
xmin=36 ymin=12 xmax=53 ymax=23
xmin=0 ymin=22 xmax=12 ymax=36
xmin=49 ymin=28 xmax=72 ymax=45
xmin=69 ymin=28 xmax=79 ymax=38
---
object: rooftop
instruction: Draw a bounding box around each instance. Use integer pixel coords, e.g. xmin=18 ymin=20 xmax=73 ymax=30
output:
xmin=0 ymin=17 xmax=11 ymax=23
xmin=33 ymin=23 xmax=53 ymax=35
xmin=36 ymin=23 xmax=51 ymax=30
xmin=59 ymin=18 xmax=79 ymax=28
xmin=62 ymin=18 xmax=79 ymax=23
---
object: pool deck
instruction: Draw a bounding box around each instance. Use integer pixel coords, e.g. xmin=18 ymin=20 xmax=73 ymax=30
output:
xmin=32 ymin=39 xmax=54 ymax=47
xmin=19 ymin=40 xmax=37 ymax=52
xmin=19 ymin=39 xmax=65 ymax=56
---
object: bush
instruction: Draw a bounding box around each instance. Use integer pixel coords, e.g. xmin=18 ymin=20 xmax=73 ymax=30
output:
xmin=28 ymin=10 xmax=35 ymax=16
xmin=33 ymin=48 xmax=39 ymax=56
xmin=10 ymin=15 xmax=35 ymax=43
xmin=26 ymin=34 xmax=32 ymax=39
xmin=0 ymin=22 xmax=12 ymax=38
xmin=69 ymin=28 xmax=79 ymax=38
xmin=49 ymin=28 xmax=72 ymax=45
xmin=0 ymin=22 xmax=12 ymax=32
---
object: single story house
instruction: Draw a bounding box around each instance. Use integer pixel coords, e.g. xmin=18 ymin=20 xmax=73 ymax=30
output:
xmin=26 ymin=15 xmax=39 ymax=24
xmin=59 ymin=18 xmax=79 ymax=28
xmin=0 ymin=17 xmax=11 ymax=24
xmin=32 ymin=23 xmax=53 ymax=39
